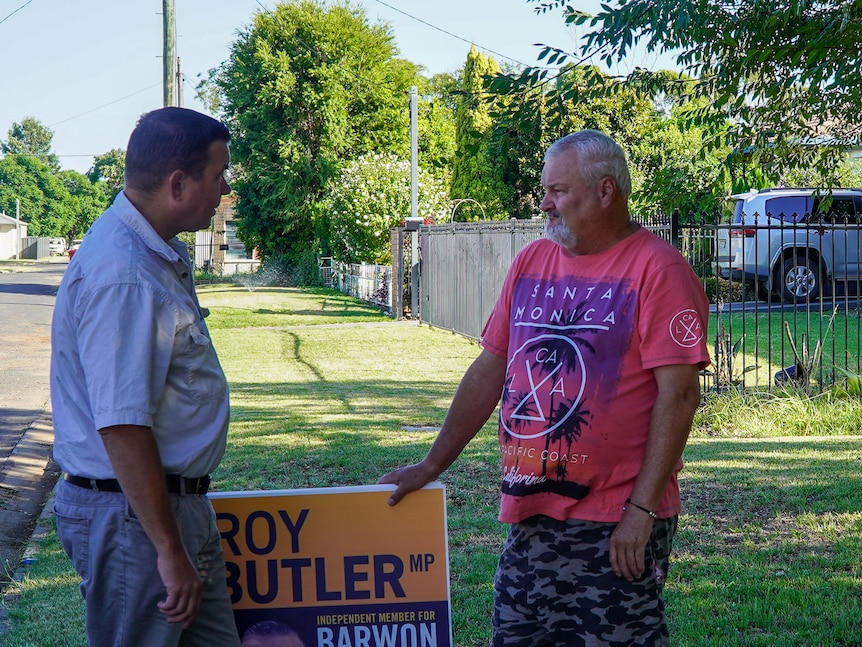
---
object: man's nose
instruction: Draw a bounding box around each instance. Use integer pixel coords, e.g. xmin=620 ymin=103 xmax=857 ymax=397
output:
xmin=539 ymin=193 xmax=553 ymax=213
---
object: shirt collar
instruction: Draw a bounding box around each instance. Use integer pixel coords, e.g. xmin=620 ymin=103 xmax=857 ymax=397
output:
xmin=113 ymin=191 xmax=185 ymax=263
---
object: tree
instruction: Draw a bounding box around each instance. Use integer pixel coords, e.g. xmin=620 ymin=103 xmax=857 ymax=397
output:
xmin=486 ymin=102 xmax=547 ymax=219
xmin=781 ymin=157 xmax=862 ymax=189
xmin=88 ymin=148 xmax=126 ymax=204
xmin=2 ymin=117 xmax=61 ymax=172
xmin=487 ymin=63 xmax=674 ymax=218
xmin=485 ymin=69 xmax=549 ymax=220
xmin=450 ymin=46 xmax=513 ymax=221
xmin=0 ymin=155 xmax=75 ymax=236
xmin=206 ymin=0 xmax=422 ymax=261
xmin=522 ymin=0 xmax=861 ymax=180
xmin=328 ymin=152 xmax=449 ymax=263
xmin=0 ymin=119 xmax=106 ymax=240
xmin=416 ymin=73 xmax=457 ymax=176
xmin=628 ymin=111 xmax=728 ymax=218
xmin=60 ymin=170 xmax=107 ymax=240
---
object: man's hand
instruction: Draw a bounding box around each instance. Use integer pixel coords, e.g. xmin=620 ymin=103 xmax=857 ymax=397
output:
xmin=610 ymin=363 xmax=701 ymax=581
xmin=156 ymin=549 xmax=203 ymax=626
xmin=100 ymin=424 xmax=204 ymax=626
xmin=378 ymin=460 xmax=439 ymax=506
xmin=378 ymin=349 xmax=507 ymax=506
xmin=609 ymin=509 xmax=654 ymax=581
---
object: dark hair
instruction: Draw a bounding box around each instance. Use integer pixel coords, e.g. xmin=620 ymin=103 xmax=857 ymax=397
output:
xmin=243 ymin=620 xmax=301 ymax=638
xmin=124 ymin=107 xmax=230 ymax=194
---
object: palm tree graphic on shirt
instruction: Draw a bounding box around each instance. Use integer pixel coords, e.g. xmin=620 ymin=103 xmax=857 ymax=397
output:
xmin=500 ymin=304 xmax=604 ymax=498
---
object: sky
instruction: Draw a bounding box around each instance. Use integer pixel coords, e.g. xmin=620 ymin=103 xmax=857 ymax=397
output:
xmin=0 ymin=0 xmax=676 ymax=175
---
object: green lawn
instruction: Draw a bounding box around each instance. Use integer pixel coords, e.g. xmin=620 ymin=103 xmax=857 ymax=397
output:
xmin=199 ymin=285 xmax=393 ymax=329
xmin=708 ymin=306 xmax=862 ymax=390
xmin=2 ymin=286 xmax=861 ymax=646
xmin=671 ymin=436 xmax=862 ymax=646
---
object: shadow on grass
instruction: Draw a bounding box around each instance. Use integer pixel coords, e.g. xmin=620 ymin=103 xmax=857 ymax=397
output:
xmin=669 ymin=437 xmax=862 ymax=645
xmin=682 ymin=438 xmax=862 ymax=515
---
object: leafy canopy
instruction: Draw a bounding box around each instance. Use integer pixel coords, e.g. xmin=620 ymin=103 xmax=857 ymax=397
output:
xmin=60 ymin=170 xmax=107 ymax=240
xmin=1 ymin=117 xmax=61 ymax=172
xmin=486 ymin=58 xmax=714 ymax=217
xmin=0 ymin=155 xmax=74 ymax=237
xmin=88 ymin=148 xmax=126 ymax=204
xmin=206 ymin=0 xmax=422 ymax=261
xmin=450 ymin=46 xmax=513 ymax=221
xmin=0 ymin=118 xmax=108 ymax=238
xmin=524 ymin=0 xmax=861 ymax=178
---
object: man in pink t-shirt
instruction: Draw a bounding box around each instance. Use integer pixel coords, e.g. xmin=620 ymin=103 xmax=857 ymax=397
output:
xmin=380 ymin=130 xmax=709 ymax=646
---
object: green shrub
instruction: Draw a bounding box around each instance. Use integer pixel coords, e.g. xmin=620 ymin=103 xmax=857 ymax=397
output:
xmin=194 ymin=269 xmax=228 ymax=284
xmin=702 ymin=276 xmax=751 ymax=303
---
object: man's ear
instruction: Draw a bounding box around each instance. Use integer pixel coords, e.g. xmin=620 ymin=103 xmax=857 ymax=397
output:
xmin=597 ymin=176 xmax=617 ymax=205
xmin=168 ymin=170 xmax=186 ymax=202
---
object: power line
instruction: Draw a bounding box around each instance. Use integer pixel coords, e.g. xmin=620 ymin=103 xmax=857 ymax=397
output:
xmin=369 ymin=1 xmax=658 ymax=85
xmin=49 ymin=82 xmax=162 ymax=127
xmin=0 ymin=0 xmax=33 ymax=26
xmin=371 ymin=0 xmax=532 ymax=69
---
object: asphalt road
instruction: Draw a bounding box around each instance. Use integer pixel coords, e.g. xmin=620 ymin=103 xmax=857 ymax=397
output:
xmin=0 ymin=258 xmax=66 ymax=582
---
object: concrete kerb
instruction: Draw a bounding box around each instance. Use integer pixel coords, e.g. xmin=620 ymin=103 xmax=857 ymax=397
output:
xmin=0 ymin=411 xmax=61 ymax=589
xmin=0 ymin=412 xmax=60 ymax=637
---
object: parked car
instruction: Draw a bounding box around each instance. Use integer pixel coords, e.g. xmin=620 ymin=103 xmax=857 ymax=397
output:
xmin=49 ymin=238 xmax=67 ymax=255
xmin=67 ymin=239 xmax=83 ymax=260
xmin=714 ymin=188 xmax=862 ymax=302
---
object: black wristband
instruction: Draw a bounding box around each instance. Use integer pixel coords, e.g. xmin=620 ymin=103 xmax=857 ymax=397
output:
xmin=624 ymin=498 xmax=657 ymax=519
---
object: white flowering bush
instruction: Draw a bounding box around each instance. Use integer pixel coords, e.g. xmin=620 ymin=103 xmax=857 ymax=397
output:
xmin=328 ymin=153 xmax=449 ymax=264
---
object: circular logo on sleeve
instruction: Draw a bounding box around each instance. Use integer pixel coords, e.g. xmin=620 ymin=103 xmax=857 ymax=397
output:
xmin=669 ymin=309 xmax=703 ymax=348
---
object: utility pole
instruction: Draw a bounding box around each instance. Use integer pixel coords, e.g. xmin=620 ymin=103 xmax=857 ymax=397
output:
xmin=177 ymin=56 xmax=184 ymax=108
xmin=15 ymin=199 xmax=20 ymax=261
xmin=408 ymin=86 xmax=420 ymax=318
xmin=163 ymin=0 xmax=177 ymax=107
xmin=410 ymin=86 xmax=418 ymax=220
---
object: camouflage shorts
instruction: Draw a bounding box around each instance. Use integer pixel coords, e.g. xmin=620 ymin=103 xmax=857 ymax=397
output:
xmin=491 ymin=514 xmax=677 ymax=647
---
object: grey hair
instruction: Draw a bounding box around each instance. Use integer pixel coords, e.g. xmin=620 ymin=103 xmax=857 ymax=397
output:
xmin=545 ymin=130 xmax=632 ymax=199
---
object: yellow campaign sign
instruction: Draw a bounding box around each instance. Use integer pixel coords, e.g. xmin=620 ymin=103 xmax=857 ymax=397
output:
xmin=211 ymin=482 xmax=451 ymax=647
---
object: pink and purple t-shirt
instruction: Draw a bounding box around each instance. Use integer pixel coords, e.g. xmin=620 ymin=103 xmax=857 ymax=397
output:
xmin=481 ymin=229 xmax=710 ymax=524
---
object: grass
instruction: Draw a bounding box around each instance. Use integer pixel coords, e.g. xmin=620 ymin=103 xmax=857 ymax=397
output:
xmin=708 ymin=307 xmax=862 ymax=390
xmin=198 ymin=285 xmax=392 ymax=328
xmin=0 ymin=518 xmax=87 ymax=646
xmin=671 ymin=437 xmax=862 ymax=646
xmin=2 ymin=286 xmax=862 ymax=646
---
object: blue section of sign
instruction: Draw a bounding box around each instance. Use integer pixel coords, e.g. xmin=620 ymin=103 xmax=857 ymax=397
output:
xmin=235 ymin=600 xmax=451 ymax=647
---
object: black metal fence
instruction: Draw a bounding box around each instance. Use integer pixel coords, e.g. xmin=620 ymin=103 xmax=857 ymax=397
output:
xmin=405 ymin=214 xmax=862 ymax=395
xmin=693 ymin=208 xmax=862 ymax=394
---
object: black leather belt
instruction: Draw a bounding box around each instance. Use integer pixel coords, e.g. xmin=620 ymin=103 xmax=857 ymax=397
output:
xmin=64 ymin=473 xmax=211 ymax=495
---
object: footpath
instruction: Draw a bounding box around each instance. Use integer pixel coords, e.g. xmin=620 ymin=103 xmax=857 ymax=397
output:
xmin=0 ymin=260 xmax=65 ymax=607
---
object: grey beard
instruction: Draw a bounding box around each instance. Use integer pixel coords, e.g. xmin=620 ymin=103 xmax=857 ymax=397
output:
xmin=544 ymin=215 xmax=577 ymax=249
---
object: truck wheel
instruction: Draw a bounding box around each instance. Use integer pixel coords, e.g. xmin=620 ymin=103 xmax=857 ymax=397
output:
xmin=780 ymin=255 xmax=821 ymax=303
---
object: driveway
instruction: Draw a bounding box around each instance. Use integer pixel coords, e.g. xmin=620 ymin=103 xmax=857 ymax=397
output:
xmin=0 ymin=258 xmax=66 ymax=582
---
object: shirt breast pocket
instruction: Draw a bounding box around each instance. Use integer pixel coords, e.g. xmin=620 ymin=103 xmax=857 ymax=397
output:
xmin=184 ymin=327 xmax=228 ymax=402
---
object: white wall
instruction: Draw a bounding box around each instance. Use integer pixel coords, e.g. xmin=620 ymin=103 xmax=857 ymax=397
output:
xmin=0 ymin=220 xmax=27 ymax=260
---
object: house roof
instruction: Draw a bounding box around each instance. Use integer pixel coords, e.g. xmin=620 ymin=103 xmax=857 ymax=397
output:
xmin=0 ymin=213 xmax=24 ymax=226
